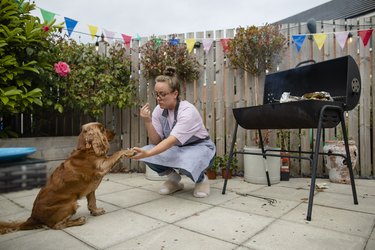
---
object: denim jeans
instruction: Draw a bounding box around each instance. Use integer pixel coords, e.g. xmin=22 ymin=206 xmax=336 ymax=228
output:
xmin=146 ymin=156 xmax=214 ymax=183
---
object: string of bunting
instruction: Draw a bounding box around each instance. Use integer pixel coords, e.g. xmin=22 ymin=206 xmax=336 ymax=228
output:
xmin=37 ymin=5 xmax=373 ymax=54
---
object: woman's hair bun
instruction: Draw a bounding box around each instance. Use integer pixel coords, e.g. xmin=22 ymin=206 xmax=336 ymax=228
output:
xmin=164 ymin=66 xmax=176 ymax=77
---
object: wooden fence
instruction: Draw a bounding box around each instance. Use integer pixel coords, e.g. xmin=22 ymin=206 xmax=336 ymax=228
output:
xmin=5 ymin=17 xmax=375 ymax=178
xmin=115 ymin=16 xmax=374 ymax=178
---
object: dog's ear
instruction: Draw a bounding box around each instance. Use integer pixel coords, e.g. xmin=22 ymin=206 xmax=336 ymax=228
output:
xmin=76 ymin=124 xmax=88 ymax=150
xmin=105 ymin=129 xmax=115 ymax=142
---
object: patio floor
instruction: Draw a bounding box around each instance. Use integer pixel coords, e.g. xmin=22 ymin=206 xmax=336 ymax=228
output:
xmin=0 ymin=173 xmax=374 ymax=250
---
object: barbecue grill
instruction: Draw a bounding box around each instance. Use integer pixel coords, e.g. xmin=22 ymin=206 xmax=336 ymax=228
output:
xmin=222 ymin=55 xmax=361 ymax=221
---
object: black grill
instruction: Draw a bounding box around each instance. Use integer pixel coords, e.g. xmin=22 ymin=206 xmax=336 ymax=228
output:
xmin=222 ymin=55 xmax=360 ymax=221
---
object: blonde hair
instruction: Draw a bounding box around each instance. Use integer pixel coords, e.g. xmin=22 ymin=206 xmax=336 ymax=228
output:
xmin=156 ymin=66 xmax=180 ymax=100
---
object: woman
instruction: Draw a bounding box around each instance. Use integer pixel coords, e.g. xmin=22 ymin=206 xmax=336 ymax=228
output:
xmin=131 ymin=67 xmax=216 ymax=198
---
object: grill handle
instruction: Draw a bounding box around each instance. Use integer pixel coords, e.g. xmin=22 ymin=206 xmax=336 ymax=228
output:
xmin=295 ymin=59 xmax=316 ymax=68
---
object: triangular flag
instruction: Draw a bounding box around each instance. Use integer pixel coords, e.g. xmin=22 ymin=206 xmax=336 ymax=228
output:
xmin=88 ymin=25 xmax=98 ymax=40
xmin=121 ymin=34 xmax=132 ymax=47
xmin=104 ymin=29 xmax=116 ymax=43
xmin=313 ymin=33 xmax=327 ymax=50
xmin=292 ymin=35 xmax=306 ymax=52
xmin=64 ymin=17 xmax=78 ymax=37
xmin=203 ymin=38 xmax=213 ymax=53
xmin=136 ymin=34 xmax=141 ymax=41
xmin=153 ymin=38 xmax=162 ymax=48
xmin=185 ymin=38 xmax=196 ymax=53
xmin=40 ymin=8 xmax=55 ymax=23
xmin=358 ymin=29 xmax=373 ymax=47
xmin=335 ymin=31 xmax=349 ymax=49
xmin=220 ymin=38 xmax=230 ymax=53
xmin=169 ymin=38 xmax=179 ymax=45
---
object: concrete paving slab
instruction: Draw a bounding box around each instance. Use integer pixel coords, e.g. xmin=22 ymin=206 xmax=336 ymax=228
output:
xmin=0 ymin=229 xmax=93 ymax=250
xmin=313 ymin=191 xmax=375 ymax=214
xmin=211 ymin=177 xmax=266 ymax=193
xmin=107 ymin=224 xmax=237 ymax=250
xmin=176 ymin=206 xmax=274 ymax=244
xmin=1 ymin=188 xmax=39 ymax=199
xmin=366 ymin=239 xmax=375 ymax=250
xmin=128 ymin=195 xmax=212 ymax=223
xmin=220 ymin=195 xmax=300 ymax=218
xmin=94 ymin=179 xmax=134 ymax=195
xmin=97 ymin=187 xmax=163 ymax=208
xmin=282 ymin=203 xmax=375 ymax=237
xmin=244 ymin=219 xmax=366 ymax=250
xmin=64 ymin=209 xmax=166 ymax=249
xmin=174 ymin=186 xmax=239 ymax=206
xmin=0 ymin=198 xmax=27 ymax=217
xmin=249 ymin=185 xmax=317 ymax=202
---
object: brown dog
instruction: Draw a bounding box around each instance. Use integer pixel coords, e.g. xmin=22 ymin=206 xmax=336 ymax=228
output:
xmin=0 ymin=122 xmax=135 ymax=234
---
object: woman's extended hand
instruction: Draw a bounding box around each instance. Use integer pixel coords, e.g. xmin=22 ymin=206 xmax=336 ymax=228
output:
xmin=140 ymin=103 xmax=151 ymax=121
xmin=130 ymin=147 xmax=149 ymax=160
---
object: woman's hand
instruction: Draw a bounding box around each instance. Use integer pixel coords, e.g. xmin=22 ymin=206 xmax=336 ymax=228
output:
xmin=140 ymin=103 xmax=151 ymax=121
xmin=130 ymin=147 xmax=149 ymax=160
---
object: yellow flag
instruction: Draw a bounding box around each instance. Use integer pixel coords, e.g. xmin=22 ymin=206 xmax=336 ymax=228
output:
xmin=185 ymin=38 xmax=196 ymax=53
xmin=88 ymin=25 xmax=98 ymax=40
xmin=313 ymin=33 xmax=327 ymax=50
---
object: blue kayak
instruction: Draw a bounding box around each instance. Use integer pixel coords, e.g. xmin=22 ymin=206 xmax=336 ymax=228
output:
xmin=0 ymin=147 xmax=37 ymax=163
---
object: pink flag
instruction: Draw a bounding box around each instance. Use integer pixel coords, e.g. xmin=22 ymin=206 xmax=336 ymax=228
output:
xmin=335 ymin=31 xmax=349 ymax=49
xmin=104 ymin=29 xmax=116 ymax=44
xmin=358 ymin=29 xmax=373 ymax=47
xmin=203 ymin=38 xmax=213 ymax=53
xmin=121 ymin=34 xmax=132 ymax=47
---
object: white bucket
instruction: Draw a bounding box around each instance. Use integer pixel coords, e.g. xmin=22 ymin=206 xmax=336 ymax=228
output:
xmin=243 ymin=147 xmax=280 ymax=185
xmin=145 ymin=164 xmax=168 ymax=181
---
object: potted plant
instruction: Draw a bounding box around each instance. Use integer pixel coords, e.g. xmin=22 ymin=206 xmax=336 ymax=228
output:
xmin=206 ymin=155 xmax=222 ymax=180
xmin=221 ymin=154 xmax=238 ymax=179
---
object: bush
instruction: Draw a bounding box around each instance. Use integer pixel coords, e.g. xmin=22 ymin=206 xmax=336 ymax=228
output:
xmin=227 ymin=24 xmax=286 ymax=76
xmin=140 ymin=37 xmax=200 ymax=82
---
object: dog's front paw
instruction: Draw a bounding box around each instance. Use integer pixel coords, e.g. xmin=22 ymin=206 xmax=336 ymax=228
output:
xmin=90 ymin=207 xmax=106 ymax=216
xmin=122 ymin=148 xmax=137 ymax=158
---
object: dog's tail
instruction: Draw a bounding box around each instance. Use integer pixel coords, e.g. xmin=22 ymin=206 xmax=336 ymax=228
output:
xmin=0 ymin=217 xmax=42 ymax=234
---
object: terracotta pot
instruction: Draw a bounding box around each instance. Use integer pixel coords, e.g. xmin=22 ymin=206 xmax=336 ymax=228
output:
xmin=206 ymin=169 xmax=217 ymax=180
xmin=323 ymin=140 xmax=357 ymax=184
xmin=221 ymin=168 xmax=232 ymax=179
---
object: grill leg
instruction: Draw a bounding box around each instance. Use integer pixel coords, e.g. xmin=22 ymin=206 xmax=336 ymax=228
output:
xmin=339 ymin=112 xmax=358 ymax=205
xmin=306 ymin=111 xmax=325 ymax=221
xmin=258 ymin=129 xmax=271 ymax=186
xmin=222 ymin=122 xmax=238 ymax=194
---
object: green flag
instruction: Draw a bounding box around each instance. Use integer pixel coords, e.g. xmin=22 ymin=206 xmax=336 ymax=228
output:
xmin=40 ymin=8 xmax=55 ymax=23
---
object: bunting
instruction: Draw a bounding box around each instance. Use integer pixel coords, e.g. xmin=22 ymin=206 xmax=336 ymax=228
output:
xmin=220 ymin=38 xmax=230 ymax=53
xmin=40 ymin=8 xmax=55 ymax=23
xmin=88 ymin=25 xmax=98 ymax=40
xmin=335 ymin=31 xmax=349 ymax=49
xmin=203 ymin=38 xmax=213 ymax=53
xmin=313 ymin=33 xmax=327 ymax=50
xmin=359 ymin=29 xmax=373 ymax=47
xmin=185 ymin=38 xmax=196 ymax=53
xmin=292 ymin=35 xmax=306 ymax=52
xmin=104 ymin=29 xmax=116 ymax=43
xmin=121 ymin=34 xmax=132 ymax=47
xmin=64 ymin=17 xmax=78 ymax=37
xmin=169 ymin=38 xmax=179 ymax=45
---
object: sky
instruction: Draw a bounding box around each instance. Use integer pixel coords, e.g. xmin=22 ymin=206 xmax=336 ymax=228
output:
xmin=31 ymin=0 xmax=331 ymax=44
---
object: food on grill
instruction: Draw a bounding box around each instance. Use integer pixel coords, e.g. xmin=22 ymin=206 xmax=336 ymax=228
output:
xmin=302 ymin=91 xmax=333 ymax=101
xmin=280 ymin=92 xmax=301 ymax=103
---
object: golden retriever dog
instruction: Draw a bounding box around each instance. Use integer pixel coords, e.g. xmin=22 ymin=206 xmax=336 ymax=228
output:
xmin=0 ymin=122 xmax=135 ymax=234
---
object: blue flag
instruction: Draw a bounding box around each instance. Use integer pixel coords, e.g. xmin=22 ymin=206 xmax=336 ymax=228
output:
xmin=64 ymin=17 xmax=78 ymax=37
xmin=292 ymin=35 xmax=306 ymax=52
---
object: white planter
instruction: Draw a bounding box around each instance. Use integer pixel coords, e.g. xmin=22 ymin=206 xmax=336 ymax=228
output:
xmin=145 ymin=164 xmax=168 ymax=181
xmin=243 ymin=147 xmax=280 ymax=185
xmin=323 ymin=140 xmax=357 ymax=184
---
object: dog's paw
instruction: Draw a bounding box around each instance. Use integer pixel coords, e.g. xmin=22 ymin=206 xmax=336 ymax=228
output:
xmin=90 ymin=208 xmax=106 ymax=216
xmin=122 ymin=148 xmax=137 ymax=158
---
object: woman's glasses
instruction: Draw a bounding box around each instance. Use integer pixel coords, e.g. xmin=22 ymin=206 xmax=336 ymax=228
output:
xmin=152 ymin=91 xmax=172 ymax=99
